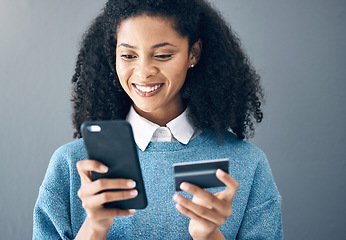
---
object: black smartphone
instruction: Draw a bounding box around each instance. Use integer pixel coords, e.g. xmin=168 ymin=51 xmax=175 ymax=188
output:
xmin=173 ymin=158 xmax=229 ymax=191
xmin=81 ymin=120 xmax=147 ymax=209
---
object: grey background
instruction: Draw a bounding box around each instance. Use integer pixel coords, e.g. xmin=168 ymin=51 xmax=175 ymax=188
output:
xmin=0 ymin=0 xmax=345 ymax=239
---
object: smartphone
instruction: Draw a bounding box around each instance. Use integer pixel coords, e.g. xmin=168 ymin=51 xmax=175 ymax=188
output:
xmin=81 ymin=120 xmax=147 ymax=209
xmin=173 ymin=158 xmax=229 ymax=191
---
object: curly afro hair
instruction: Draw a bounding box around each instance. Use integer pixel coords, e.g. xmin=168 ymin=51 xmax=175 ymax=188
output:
xmin=71 ymin=0 xmax=264 ymax=140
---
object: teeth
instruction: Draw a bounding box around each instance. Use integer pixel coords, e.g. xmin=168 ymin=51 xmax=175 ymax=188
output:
xmin=135 ymin=84 xmax=161 ymax=93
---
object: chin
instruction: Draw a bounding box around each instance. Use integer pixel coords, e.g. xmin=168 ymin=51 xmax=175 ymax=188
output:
xmin=133 ymin=104 xmax=159 ymax=113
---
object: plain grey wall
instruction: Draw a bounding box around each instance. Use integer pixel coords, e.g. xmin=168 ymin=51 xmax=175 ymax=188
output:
xmin=1 ymin=0 xmax=345 ymax=239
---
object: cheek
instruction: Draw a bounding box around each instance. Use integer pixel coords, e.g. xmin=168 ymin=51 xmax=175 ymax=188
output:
xmin=116 ymin=61 xmax=131 ymax=86
xmin=116 ymin=75 xmax=132 ymax=99
xmin=168 ymin=63 xmax=188 ymax=86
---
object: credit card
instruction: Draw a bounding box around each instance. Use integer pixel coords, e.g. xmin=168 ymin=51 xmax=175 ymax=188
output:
xmin=173 ymin=158 xmax=229 ymax=191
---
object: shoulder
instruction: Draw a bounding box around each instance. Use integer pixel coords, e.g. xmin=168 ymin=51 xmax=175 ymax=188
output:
xmin=224 ymin=131 xmax=264 ymax=155
xmin=44 ymin=139 xmax=86 ymax=180
xmin=40 ymin=138 xmax=86 ymax=194
xmin=199 ymin=130 xmax=269 ymax=183
xmin=203 ymin=130 xmax=267 ymax=164
xmin=215 ymin=131 xmax=281 ymax=206
xmin=51 ymin=138 xmax=87 ymax=165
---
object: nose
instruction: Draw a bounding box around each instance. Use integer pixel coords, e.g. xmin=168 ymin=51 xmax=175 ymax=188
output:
xmin=134 ymin=57 xmax=158 ymax=80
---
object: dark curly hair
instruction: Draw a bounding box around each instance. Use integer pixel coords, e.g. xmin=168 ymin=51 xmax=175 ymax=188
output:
xmin=71 ymin=0 xmax=264 ymax=140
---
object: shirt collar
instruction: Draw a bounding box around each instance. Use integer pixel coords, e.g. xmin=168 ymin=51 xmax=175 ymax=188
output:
xmin=126 ymin=106 xmax=195 ymax=151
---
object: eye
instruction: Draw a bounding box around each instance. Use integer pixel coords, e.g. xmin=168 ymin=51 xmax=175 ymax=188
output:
xmin=120 ymin=54 xmax=137 ymax=60
xmin=154 ymin=54 xmax=173 ymax=60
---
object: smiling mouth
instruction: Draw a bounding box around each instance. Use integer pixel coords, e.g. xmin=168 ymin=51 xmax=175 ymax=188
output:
xmin=133 ymin=83 xmax=164 ymax=96
xmin=134 ymin=84 xmax=162 ymax=92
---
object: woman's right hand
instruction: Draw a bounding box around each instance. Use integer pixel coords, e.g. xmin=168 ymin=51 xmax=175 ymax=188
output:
xmin=75 ymin=159 xmax=138 ymax=239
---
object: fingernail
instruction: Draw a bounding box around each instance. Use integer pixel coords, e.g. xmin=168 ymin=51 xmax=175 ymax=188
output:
xmin=217 ymin=169 xmax=225 ymax=176
xmin=175 ymin=203 xmax=183 ymax=210
xmin=100 ymin=165 xmax=108 ymax=173
xmin=129 ymin=209 xmax=136 ymax=214
xmin=180 ymin=182 xmax=189 ymax=191
xmin=130 ymin=190 xmax=138 ymax=197
xmin=173 ymin=194 xmax=180 ymax=201
xmin=127 ymin=181 xmax=136 ymax=188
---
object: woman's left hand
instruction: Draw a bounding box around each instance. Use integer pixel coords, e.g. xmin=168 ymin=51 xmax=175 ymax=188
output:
xmin=173 ymin=169 xmax=238 ymax=240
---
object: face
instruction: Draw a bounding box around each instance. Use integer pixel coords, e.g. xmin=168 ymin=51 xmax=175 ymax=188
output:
xmin=116 ymin=15 xmax=198 ymax=125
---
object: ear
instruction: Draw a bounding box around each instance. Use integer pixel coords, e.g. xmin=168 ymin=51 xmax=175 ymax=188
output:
xmin=189 ymin=39 xmax=202 ymax=68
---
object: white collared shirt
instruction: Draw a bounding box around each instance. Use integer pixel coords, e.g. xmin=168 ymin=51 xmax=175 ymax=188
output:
xmin=126 ymin=106 xmax=196 ymax=151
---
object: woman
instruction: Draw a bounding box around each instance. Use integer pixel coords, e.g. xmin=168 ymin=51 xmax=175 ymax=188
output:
xmin=33 ymin=0 xmax=282 ymax=239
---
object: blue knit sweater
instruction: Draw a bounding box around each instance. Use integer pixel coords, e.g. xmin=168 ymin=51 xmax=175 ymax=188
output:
xmin=33 ymin=130 xmax=282 ymax=239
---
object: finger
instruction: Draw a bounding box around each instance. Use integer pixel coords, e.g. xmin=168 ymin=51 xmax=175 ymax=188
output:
xmin=173 ymin=194 xmax=226 ymax=226
xmin=175 ymin=203 xmax=211 ymax=226
xmin=179 ymin=181 xmax=234 ymax=217
xmin=84 ymin=189 xmax=138 ymax=209
xmin=79 ymin=178 xmax=136 ymax=197
xmin=180 ymin=182 xmax=223 ymax=209
xmin=175 ymin=203 xmax=220 ymax=235
xmin=216 ymin=169 xmax=239 ymax=201
xmin=94 ymin=178 xmax=137 ymax=191
xmin=76 ymin=160 xmax=108 ymax=183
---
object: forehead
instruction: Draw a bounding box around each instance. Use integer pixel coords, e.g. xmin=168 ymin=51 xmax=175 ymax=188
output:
xmin=116 ymin=15 xmax=187 ymax=46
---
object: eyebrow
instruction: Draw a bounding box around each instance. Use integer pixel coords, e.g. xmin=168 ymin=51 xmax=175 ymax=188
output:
xmin=118 ymin=43 xmax=136 ymax=49
xmin=117 ymin=42 xmax=177 ymax=49
xmin=151 ymin=42 xmax=177 ymax=49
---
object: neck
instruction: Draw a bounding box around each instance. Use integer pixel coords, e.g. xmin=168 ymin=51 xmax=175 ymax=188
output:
xmin=134 ymin=102 xmax=186 ymax=126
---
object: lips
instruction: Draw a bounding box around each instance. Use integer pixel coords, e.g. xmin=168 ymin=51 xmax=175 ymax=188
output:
xmin=132 ymin=83 xmax=164 ymax=97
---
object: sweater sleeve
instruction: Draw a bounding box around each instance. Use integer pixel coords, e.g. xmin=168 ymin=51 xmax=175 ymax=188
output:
xmin=33 ymin=146 xmax=74 ymax=240
xmin=236 ymin=152 xmax=283 ymax=239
